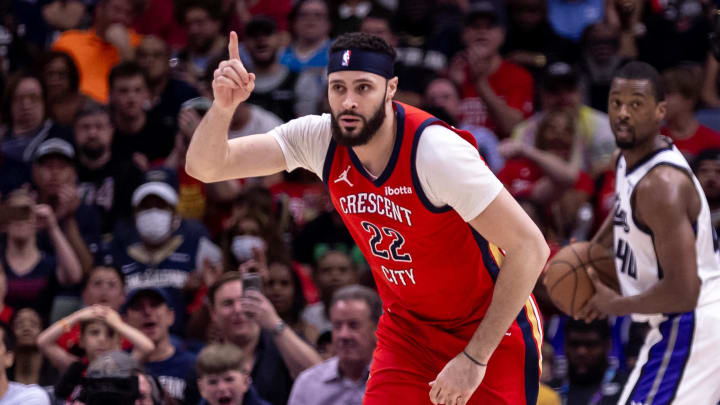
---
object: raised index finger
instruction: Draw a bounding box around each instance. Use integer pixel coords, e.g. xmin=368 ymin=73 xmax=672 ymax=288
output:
xmin=229 ymin=31 xmax=240 ymax=60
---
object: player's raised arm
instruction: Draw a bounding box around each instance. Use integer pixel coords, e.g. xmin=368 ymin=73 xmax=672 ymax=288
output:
xmin=186 ymin=31 xmax=287 ymax=183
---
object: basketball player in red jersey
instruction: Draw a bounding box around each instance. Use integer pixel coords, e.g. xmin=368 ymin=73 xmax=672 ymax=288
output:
xmin=186 ymin=31 xmax=549 ymax=405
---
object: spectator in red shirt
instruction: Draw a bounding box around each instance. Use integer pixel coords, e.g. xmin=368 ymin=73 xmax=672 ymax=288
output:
xmin=661 ymin=64 xmax=720 ymax=162
xmin=0 ymin=266 xmax=12 ymax=325
xmin=449 ymin=1 xmax=534 ymax=138
xmin=55 ymin=265 xmax=127 ymax=353
xmin=499 ymin=109 xmax=595 ymax=242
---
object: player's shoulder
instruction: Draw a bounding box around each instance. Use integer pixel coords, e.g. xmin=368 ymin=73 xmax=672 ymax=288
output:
xmin=636 ymin=163 xmax=695 ymax=212
xmin=419 ymin=124 xmax=475 ymax=148
xmin=276 ymin=113 xmax=331 ymax=133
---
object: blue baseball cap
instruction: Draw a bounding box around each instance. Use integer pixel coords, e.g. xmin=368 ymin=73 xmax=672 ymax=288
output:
xmin=122 ymin=287 xmax=171 ymax=313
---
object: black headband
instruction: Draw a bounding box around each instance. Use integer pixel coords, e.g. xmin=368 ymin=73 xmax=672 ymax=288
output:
xmin=327 ymin=49 xmax=394 ymax=79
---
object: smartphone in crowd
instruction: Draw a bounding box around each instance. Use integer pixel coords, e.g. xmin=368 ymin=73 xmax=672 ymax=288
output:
xmin=242 ymin=272 xmax=263 ymax=293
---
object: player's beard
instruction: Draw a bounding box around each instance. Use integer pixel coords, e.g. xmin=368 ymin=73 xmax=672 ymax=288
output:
xmin=613 ymin=121 xmax=637 ymax=149
xmin=330 ymin=91 xmax=387 ymax=147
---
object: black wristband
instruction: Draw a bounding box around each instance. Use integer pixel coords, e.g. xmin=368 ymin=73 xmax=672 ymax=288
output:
xmin=462 ymin=350 xmax=487 ymax=367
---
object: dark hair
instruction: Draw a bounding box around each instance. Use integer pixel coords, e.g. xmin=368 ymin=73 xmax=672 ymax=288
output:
xmin=330 ymin=284 xmax=382 ymax=324
xmin=41 ymin=50 xmax=80 ymax=94
xmin=330 ymin=32 xmax=396 ymax=61
xmin=693 ymin=148 xmax=720 ymax=171
xmin=662 ymin=64 xmax=703 ymax=105
xmin=80 ymin=319 xmax=115 ymax=337
xmin=536 ymin=109 xmax=575 ymax=150
xmin=267 ymin=260 xmax=307 ymax=325
xmin=196 ymin=343 xmax=246 ymax=377
xmin=565 ymin=318 xmax=611 ymax=340
xmin=9 ymin=307 xmax=45 ymax=348
xmin=176 ymin=0 xmax=223 ymax=24
xmin=0 ymin=322 xmax=15 ymax=352
xmin=208 ymin=271 xmax=244 ymax=306
xmin=613 ymin=61 xmax=665 ymax=102
xmin=580 ymin=22 xmax=619 ymax=49
xmin=1 ymin=70 xmax=47 ymax=129
xmin=74 ymin=99 xmax=111 ymax=124
xmin=81 ymin=265 xmax=126 ymax=291
xmin=108 ymin=61 xmax=150 ymax=91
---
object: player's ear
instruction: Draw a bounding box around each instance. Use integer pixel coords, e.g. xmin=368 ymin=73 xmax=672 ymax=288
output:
xmin=655 ymin=99 xmax=667 ymax=122
xmin=387 ymin=77 xmax=398 ymax=101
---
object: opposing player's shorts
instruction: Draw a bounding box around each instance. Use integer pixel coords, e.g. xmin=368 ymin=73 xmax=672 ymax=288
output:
xmin=618 ymin=302 xmax=720 ymax=405
xmin=363 ymin=299 xmax=543 ymax=405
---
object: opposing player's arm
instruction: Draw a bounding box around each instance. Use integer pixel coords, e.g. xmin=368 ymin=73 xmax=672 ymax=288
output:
xmin=611 ymin=166 xmax=701 ymax=315
xmin=185 ymin=31 xmax=288 ymax=183
xmin=464 ymin=189 xmax=550 ymax=363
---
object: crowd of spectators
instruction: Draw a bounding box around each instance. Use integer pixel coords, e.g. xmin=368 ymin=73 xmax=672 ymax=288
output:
xmin=1 ymin=0 xmax=720 ymax=404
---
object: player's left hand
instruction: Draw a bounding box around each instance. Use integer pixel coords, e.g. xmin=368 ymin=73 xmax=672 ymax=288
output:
xmin=576 ymin=266 xmax=622 ymax=322
xmin=429 ymin=352 xmax=486 ymax=405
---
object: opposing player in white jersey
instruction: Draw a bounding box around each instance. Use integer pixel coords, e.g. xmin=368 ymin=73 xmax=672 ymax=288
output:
xmin=578 ymin=61 xmax=720 ymax=404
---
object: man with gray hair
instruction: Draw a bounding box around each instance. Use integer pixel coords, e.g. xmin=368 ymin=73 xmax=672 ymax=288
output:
xmin=288 ymin=285 xmax=382 ymax=405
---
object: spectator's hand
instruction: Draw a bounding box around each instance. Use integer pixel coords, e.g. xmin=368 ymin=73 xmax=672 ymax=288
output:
xmin=34 ymin=204 xmax=58 ymax=230
xmin=575 ymin=266 xmax=621 ymax=322
xmin=505 ymin=51 xmax=546 ymax=69
xmin=54 ymin=183 xmax=80 ymax=221
xmin=429 ymin=351 xmax=485 ymax=405
xmin=133 ymin=152 xmax=150 ymax=171
xmin=448 ymin=53 xmax=468 ymax=86
xmin=241 ymin=290 xmax=282 ymax=330
xmin=104 ymin=23 xmax=131 ymax=49
xmin=498 ymin=139 xmax=528 ymax=159
xmin=466 ymin=43 xmax=494 ymax=80
xmin=237 ymin=247 xmax=269 ymax=282
xmin=213 ymin=31 xmax=255 ymax=113
xmin=202 ymin=258 xmax=224 ymax=287
xmin=178 ymin=108 xmax=202 ymax=140
xmin=71 ymin=304 xmax=107 ymax=323
xmin=97 ymin=306 xmax=123 ymax=328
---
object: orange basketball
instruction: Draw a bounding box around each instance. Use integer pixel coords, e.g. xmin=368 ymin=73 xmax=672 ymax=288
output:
xmin=542 ymin=242 xmax=618 ymax=317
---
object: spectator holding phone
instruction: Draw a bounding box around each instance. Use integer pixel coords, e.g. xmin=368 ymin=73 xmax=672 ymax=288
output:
xmin=185 ymin=272 xmax=322 ymax=405
xmin=0 ymin=189 xmax=82 ymax=318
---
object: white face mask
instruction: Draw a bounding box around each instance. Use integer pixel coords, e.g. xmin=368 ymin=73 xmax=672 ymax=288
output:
xmin=231 ymin=235 xmax=266 ymax=263
xmin=136 ymin=208 xmax=173 ymax=244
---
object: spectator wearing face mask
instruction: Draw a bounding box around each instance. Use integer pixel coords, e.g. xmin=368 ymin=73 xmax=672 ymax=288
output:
xmin=110 ymin=169 xmax=218 ymax=336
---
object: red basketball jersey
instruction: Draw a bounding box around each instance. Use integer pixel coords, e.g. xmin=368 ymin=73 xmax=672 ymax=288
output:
xmin=324 ymin=102 xmax=505 ymax=327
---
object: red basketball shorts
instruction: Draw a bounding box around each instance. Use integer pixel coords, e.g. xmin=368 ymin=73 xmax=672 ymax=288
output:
xmin=363 ymin=299 xmax=543 ymax=405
